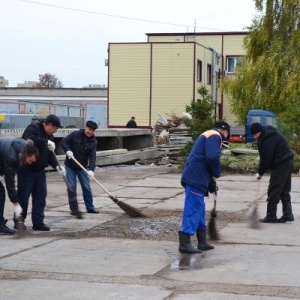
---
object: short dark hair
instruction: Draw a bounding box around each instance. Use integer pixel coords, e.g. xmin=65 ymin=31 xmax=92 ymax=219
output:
xmin=19 ymin=139 xmax=39 ymax=165
xmin=44 ymin=114 xmax=62 ymax=128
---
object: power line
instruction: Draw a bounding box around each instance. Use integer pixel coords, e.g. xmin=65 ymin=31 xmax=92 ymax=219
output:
xmin=19 ymin=0 xmax=225 ymax=31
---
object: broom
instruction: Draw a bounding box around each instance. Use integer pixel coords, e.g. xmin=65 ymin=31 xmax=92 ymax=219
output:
xmin=52 ymin=152 xmax=82 ymax=219
xmin=70 ymin=156 xmax=146 ymax=218
xmin=15 ymin=214 xmax=26 ymax=239
xmin=249 ymin=180 xmax=261 ymax=229
xmin=208 ymin=180 xmax=220 ymax=240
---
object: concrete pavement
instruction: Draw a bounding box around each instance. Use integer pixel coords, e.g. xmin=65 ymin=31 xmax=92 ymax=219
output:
xmin=1 ymin=165 xmax=300 ymax=299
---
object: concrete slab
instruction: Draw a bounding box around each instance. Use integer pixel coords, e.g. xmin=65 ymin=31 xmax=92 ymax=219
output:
xmin=167 ymin=244 xmax=300 ymax=287
xmin=0 ymin=238 xmax=177 ymax=277
xmin=126 ymin=177 xmax=182 ymax=188
xmin=173 ymin=293 xmax=289 ymax=300
xmin=2 ymin=279 xmax=172 ymax=300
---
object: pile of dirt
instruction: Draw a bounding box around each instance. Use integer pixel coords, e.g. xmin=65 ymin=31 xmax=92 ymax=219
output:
xmin=52 ymin=209 xmax=249 ymax=240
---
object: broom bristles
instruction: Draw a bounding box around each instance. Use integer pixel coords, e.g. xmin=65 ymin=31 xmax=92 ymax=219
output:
xmin=208 ymin=208 xmax=220 ymax=240
xmin=109 ymin=195 xmax=146 ymax=218
xmin=66 ymin=181 xmax=83 ymax=219
xmin=249 ymin=205 xmax=260 ymax=229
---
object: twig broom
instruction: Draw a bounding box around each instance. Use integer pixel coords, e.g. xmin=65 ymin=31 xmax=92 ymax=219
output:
xmin=15 ymin=215 xmax=26 ymax=239
xmin=249 ymin=180 xmax=261 ymax=229
xmin=208 ymin=181 xmax=220 ymax=240
xmin=70 ymin=156 xmax=146 ymax=218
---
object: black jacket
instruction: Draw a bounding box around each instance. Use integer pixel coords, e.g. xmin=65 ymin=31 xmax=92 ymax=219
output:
xmin=20 ymin=122 xmax=58 ymax=172
xmin=60 ymin=129 xmax=97 ymax=171
xmin=126 ymin=120 xmax=137 ymax=128
xmin=0 ymin=137 xmax=28 ymax=203
xmin=257 ymin=125 xmax=293 ymax=176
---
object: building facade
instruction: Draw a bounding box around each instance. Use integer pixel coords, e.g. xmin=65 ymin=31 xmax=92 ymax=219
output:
xmin=0 ymin=87 xmax=107 ymax=129
xmin=107 ymin=31 xmax=247 ymax=127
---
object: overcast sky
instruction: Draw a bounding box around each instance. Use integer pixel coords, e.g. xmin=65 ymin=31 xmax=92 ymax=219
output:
xmin=1 ymin=0 xmax=258 ymax=88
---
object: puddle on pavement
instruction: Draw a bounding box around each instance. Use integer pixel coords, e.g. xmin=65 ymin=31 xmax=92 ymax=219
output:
xmin=170 ymin=253 xmax=207 ymax=270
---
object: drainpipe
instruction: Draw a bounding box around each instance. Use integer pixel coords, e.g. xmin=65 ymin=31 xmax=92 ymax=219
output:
xmin=208 ymin=46 xmax=221 ymax=120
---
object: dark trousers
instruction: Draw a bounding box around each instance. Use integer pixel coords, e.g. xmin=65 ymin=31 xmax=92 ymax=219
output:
xmin=0 ymin=182 xmax=6 ymax=224
xmin=267 ymin=159 xmax=293 ymax=217
xmin=17 ymin=169 xmax=47 ymax=225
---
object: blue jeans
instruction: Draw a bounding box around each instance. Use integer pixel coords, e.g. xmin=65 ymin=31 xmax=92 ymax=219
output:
xmin=17 ymin=169 xmax=47 ymax=225
xmin=65 ymin=165 xmax=95 ymax=211
xmin=180 ymin=184 xmax=206 ymax=235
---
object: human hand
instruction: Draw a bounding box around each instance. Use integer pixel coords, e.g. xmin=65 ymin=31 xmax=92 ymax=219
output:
xmin=47 ymin=140 xmax=56 ymax=151
xmin=208 ymin=179 xmax=218 ymax=194
xmin=256 ymin=173 xmax=262 ymax=180
xmin=87 ymin=170 xmax=94 ymax=180
xmin=14 ymin=203 xmax=23 ymax=219
xmin=66 ymin=151 xmax=74 ymax=159
xmin=56 ymin=165 xmax=66 ymax=177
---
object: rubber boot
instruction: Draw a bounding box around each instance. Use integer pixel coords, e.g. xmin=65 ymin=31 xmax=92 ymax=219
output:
xmin=259 ymin=203 xmax=278 ymax=223
xmin=278 ymin=201 xmax=294 ymax=223
xmin=178 ymin=231 xmax=202 ymax=254
xmin=196 ymin=229 xmax=214 ymax=250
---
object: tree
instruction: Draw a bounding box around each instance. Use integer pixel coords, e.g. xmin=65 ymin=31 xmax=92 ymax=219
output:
xmin=37 ymin=72 xmax=63 ymax=88
xmin=179 ymin=85 xmax=215 ymax=163
xmin=220 ymin=0 xmax=300 ymax=131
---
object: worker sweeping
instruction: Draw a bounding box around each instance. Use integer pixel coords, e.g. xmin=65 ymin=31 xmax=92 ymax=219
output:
xmin=178 ymin=121 xmax=230 ymax=254
xmin=251 ymin=122 xmax=294 ymax=223
xmin=0 ymin=138 xmax=39 ymax=235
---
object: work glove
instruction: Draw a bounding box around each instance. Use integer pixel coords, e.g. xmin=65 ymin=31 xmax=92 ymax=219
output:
xmin=47 ymin=140 xmax=56 ymax=151
xmin=87 ymin=170 xmax=94 ymax=180
xmin=208 ymin=179 xmax=218 ymax=194
xmin=256 ymin=173 xmax=262 ymax=180
xmin=56 ymin=165 xmax=66 ymax=177
xmin=66 ymin=151 xmax=74 ymax=159
xmin=14 ymin=203 xmax=23 ymax=219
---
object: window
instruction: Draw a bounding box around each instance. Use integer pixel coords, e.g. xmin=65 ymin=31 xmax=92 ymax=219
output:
xmin=207 ymin=64 xmax=212 ymax=85
xmin=197 ymin=60 xmax=202 ymax=82
xmin=226 ymin=56 xmax=242 ymax=73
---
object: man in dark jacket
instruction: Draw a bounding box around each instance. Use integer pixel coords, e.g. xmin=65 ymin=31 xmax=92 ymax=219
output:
xmin=60 ymin=120 xmax=99 ymax=214
xmin=251 ymin=123 xmax=294 ymax=223
xmin=0 ymin=138 xmax=39 ymax=235
xmin=126 ymin=117 xmax=137 ymax=128
xmin=178 ymin=121 xmax=230 ymax=254
xmin=17 ymin=114 xmax=65 ymax=231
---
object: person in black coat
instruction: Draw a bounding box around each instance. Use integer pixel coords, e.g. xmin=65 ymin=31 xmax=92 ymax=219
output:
xmin=60 ymin=120 xmax=99 ymax=214
xmin=126 ymin=117 xmax=137 ymax=128
xmin=0 ymin=138 xmax=39 ymax=235
xmin=18 ymin=114 xmax=65 ymax=232
xmin=251 ymin=123 xmax=294 ymax=223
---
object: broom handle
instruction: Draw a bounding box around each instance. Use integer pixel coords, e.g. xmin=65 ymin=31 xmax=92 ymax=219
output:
xmin=255 ymin=179 xmax=261 ymax=206
xmin=213 ymin=180 xmax=217 ymax=210
xmin=70 ymin=156 xmax=113 ymax=197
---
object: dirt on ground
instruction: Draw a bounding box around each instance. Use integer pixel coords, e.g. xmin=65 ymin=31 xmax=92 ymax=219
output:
xmin=47 ymin=162 xmax=250 ymax=241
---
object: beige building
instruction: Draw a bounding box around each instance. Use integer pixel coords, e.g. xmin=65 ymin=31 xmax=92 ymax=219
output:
xmin=17 ymin=81 xmax=39 ymax=88
xmin=107 ymin=31 xmax=247 ymax=128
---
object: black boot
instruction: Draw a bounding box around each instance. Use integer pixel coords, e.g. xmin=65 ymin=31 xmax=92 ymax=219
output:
xmin=196 ymin=229 xmax=214 ymax=250
xmin=259 ymin=203 xmax=278 ymax=223
xmin=278 ymin=201 xmax=294 ymax=223
xmin=0 ymin=219 xmax=15 ymax=235
xmin=178 ymin=231 xmax=202 ymax=254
